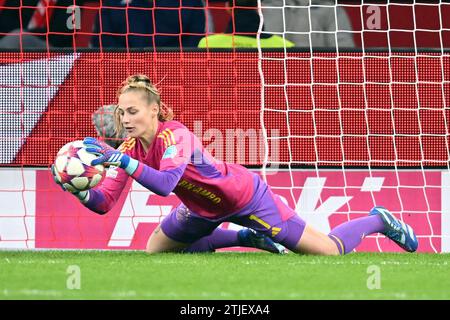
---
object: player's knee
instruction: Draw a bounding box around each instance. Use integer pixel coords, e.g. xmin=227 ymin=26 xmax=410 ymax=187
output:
xmin=145 ymin=242 xmax=154 ymax=254
xmin=293 ymin=237 xmax=341 ymax=255
xmin=145 ymin=226 xmax=161 ymax=252
xmin=145 ymin=247 xmax=159 ymax=254
xmin=146 ymin=237 xmax=165 ymax=254
xmin=145 ymin=240 xmax=169 ymax=254
xmin=325 ymin=242 xmax=341 ymax=256
xmin=302 ymin=246 xmax=339 ymax=256
xmin=145 ymin=236 xmax=159 ymax=254
xmin=326 ymin=248 xmax=340 ymax=256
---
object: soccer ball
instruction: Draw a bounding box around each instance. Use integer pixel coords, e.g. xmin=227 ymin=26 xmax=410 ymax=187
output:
xmin=53 ymin=140 xmax=105 ymax=192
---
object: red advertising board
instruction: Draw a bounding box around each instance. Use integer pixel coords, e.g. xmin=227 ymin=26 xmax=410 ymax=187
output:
xmin=23 ymin=168 xmax=445 ymax=253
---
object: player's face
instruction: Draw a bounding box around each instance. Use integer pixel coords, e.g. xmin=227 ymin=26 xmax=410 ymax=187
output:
xmin=117 ymin=91 xmax=159 ymax=139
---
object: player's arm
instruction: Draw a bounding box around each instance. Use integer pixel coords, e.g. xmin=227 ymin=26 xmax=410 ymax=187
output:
xmin=51 ymin=160 xmax=130 ymax=215
xmin=128 ymin=162 xmax=186 ymax=196
xmin=81 ymin=167 xmax=130 ymax=214
xmin=83 ymin=134 xmax=191 ymax=197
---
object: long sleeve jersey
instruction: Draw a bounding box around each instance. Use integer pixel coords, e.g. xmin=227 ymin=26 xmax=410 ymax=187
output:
xmin=84 ymin=120 xmax=255 ymax=219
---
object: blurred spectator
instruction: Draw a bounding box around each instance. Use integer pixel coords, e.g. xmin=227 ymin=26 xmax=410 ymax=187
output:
xmin=91 ymin=0 xmax=210 ymax=48
xmin=92 ymin=105 xmax=126 ymax=149
xmin=261 ymin=0 xmax=355 ymax=48
xmin=198 ymin=0 xmax=294 ymax=48
xmin=0 ymin=0 xmax=91 ymax=49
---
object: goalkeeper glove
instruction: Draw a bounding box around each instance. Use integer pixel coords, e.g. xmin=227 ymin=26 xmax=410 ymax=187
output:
xmin=83 ymin=137 xmax=139 ymax=175
xmin=50 ymin=164 xmax=89 ymax=202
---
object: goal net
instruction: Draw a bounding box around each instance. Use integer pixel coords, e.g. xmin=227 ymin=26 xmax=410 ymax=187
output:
xmin=258 ymin=0 xmax=450 ymax=253
xmin=0 ymin=0 xmax=448 ymax=252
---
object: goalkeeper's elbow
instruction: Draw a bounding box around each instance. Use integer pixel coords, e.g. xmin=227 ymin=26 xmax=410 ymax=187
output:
xmin=79 ymin=190 xmax=114 ymax=215
xmin=87 ymin=204 xmax=111 ymax=216
xmin=92 ymin=208 xmax=109 ymax=215
xmin=152 ymin=186 xmax=174 ymax=197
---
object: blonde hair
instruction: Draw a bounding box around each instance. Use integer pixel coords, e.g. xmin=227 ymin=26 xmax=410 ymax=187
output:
xmin=114 ymin=74 xmax=173 ymax=135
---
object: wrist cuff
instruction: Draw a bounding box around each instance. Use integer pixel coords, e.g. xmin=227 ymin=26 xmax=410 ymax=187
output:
xmin=125 ymin=157 xmax=139 ymax=175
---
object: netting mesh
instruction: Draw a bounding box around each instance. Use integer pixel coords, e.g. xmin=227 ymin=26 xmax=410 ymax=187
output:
xmin=256 ymin=1 xmax=450 ymax=254
xmin=1 ymin=51 xmax=449 ymax=167
xmin=0 ymin=1 xmax=449 ymax=252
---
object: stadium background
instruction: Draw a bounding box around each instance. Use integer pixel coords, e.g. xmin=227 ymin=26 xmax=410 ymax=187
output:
xmin=1 ymin=1 xmax=450 ymax=253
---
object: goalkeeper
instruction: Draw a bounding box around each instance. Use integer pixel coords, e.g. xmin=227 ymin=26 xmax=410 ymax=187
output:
xmin=53 ymin=74 xmax=418 ymax=255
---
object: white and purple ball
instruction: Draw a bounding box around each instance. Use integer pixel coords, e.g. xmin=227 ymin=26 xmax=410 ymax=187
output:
xmin=53 ymin=140 xmax=105 ymax=192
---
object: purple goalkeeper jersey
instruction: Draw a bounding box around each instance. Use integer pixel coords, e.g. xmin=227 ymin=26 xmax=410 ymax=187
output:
xmin=85 ymin=120 xmax=255 ymax=219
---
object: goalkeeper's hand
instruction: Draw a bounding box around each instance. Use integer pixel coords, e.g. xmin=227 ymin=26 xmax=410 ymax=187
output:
xmin=50 ymin=164 xmax=88 ymax=202
xmin=83 ymin=137 xmax=138 ymax=175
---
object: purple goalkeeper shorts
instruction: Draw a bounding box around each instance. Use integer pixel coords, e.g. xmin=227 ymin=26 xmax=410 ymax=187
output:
xmin=160 ymin=173 xmax=306 ymax=251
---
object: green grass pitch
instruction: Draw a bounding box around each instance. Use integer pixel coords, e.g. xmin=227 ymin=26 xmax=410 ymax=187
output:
xmin=1 ymin=251 xmax=449 ymax=300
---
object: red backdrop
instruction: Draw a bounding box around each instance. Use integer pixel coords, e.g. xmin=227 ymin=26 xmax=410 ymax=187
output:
xmin=0 ymin=51 xmax=447 ymax=167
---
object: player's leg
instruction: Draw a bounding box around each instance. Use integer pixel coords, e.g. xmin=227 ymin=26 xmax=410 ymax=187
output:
xmin=324 ymin=212 xmax=386 ymax=255
xmin=270 ymin=195 xmax=386 ymax=254
xmin=294 ymin=223 xmax=340 ymax=255
xmin=229 ymin=190 xmax=341 ymax=255
xmin=146 ymin=223 xmax=243 ymax=253
xmin=146 ymin=203 xmax=282 ymax=254
xmin=146 ymin=210 xmax=378 ymax=255
xmin=226 ymin=177 xmax=319 ymax=253
xmin=181 ymin=224 xmax=284 ymax=253
xmin=233 ymin=193 xmax=385 ymax=255
xmin=146 ymin=223 xmax=188 ymax=253
xmin=230 ymin=174 xmax=415 ymax=255
xmin=182 ymin=228 xmax=241 ymax=253
xmin=294 ymin=206 xmax=418 ymax=254
xmin=293 ymin=214 xmax=384 ymax=255
xmin=182 ymin=226 xmax=284 ymax=253
xmin=146 ymin=204 xmax=220 ymax=253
